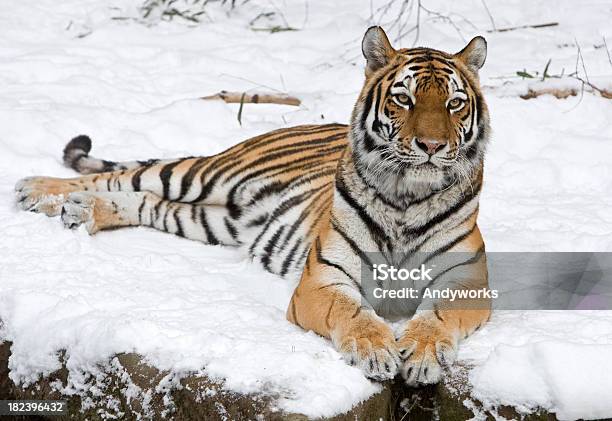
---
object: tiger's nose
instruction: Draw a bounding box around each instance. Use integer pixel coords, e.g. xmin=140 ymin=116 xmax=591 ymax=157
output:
xmin=415 ymin=139 xmax=445 ymax=155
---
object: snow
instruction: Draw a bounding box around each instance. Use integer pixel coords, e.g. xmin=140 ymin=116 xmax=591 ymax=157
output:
xmin=470 ymin=340 xmax=612 ymax=420
xmin=1 ymin=0 xmax=612 ymax=419
xmin=463 ymin=311 xmax=612 ymax=419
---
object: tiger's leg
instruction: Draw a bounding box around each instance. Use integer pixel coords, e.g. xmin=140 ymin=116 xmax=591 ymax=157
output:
xmin=287 ymin=232 xmax=401 ymax=380
xmin=397 ymin=244 xmax=490 ymax=386
xmin=60 ymin=191 xmax=240 ymax=245
xmin=15 ymin=156 xmax=215 ymax=217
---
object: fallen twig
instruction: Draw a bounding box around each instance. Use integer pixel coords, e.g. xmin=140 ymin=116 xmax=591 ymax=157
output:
xmin=571 ymin=77 xmax=612 ymax=99
xmin=201 ymin=90 xmax=301 ymax=106
xmin=487 ymin=22 xmax=558 ymax=33
xmin=518 ymin=44 xmax=612 ymax=101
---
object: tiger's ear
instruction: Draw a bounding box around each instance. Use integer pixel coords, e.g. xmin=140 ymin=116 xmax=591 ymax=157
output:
xmin=455 ymin=36 xmax=487 ymax=74
xmin=362 ymin=26 xmax=397 ymax=77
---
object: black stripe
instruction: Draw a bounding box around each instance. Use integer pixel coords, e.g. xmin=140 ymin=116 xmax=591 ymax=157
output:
xmin=295 ymin=245 xmax=311 ymax=269
xmin=262 ymin=154 xmax=340 ymax=182
xmin=425 ymin=224 xmax=477 ymax=262
xmin=178 ymin=157 xmax=208 ymax=200
xmin=227 ymin=146 xmax=343 ymax=218
xmin=331 ymin=218 xmax=374 ymax=268
xmin=371 ymin=81 xmax=383 ymax=134
xmin=174 ymin=207 xmax=184 ymax=237
xmin=238 ymin=124 xmax=347 ymax=156
xmin=194 ymin=156 xmax=245 ymax=203
xmin=360 ymin=69 xmax=390 ymax=132
xmin=225 ymin=133 xmax=346 ymax=181
xmin=475 ymin=92 xmax=485 ymax=142
xmin=248 ymin=181 xmax=288 ymax=205
xmin=463 ymin=96 xmax=476 ymax=142
xmin=399 ymin=208 xmax=478 ymax=268
xmin=199 ymin=208 xmax=219 ymax=245
xmin=248 ymin=185 xmax=326 ymax=255
xmin=385 ymin=68 xmax=399 ymax=82
xmin=430 ymin=246 xmax=485 ymax=284
xmin=197 ymin=125 xmax=346 ymax=192
xmin=303 ymin=189 xmax=334 ymax=240
xmin=261 ymin=225 xmax=286 ymax=272
xmin=224 ymin=217 xmax=239 ymax=241
xmin=137 ymin=197 xmax=146 ymax=224
xmin=278 ymin=187 xmax=330 ymax=250
xmin=280 ymin=238 xmax=302 ymax=277
xmin=132 ymin=165 xmax=151 ymax=192
xmin=153 ymin=199 xmax=163 ymax=221
xmin=318 ymin=282 xmax=357 ymax=291
xmin=162 ymin=205 xmax=169 ymax=232
xmin=335 ymin=175 xmax=386 ymax=249
xmin=190 ymin=205 xmax=198 ymax=224
xmin=254 ymin=131 xmax=347 ymax=158
xmin=246 ymin=213 xmax=268 ymax=227
xmin=159 ymin=161 xmax=183 ymax=199
xmin=361 ymin=132 xmax=377 ymax=153
xmin=314 ymin=239 xmax=363 ymax=293
xmin=402 ymin=189 xmax=479 ymax=238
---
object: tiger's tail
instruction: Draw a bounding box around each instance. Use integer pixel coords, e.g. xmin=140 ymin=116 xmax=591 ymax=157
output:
xmin=63 ymin=135 xmax=165 ymax=174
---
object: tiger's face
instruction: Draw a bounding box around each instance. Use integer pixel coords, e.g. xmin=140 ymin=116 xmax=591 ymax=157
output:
xmin=350 ymin=27 xmax=490 ymax=201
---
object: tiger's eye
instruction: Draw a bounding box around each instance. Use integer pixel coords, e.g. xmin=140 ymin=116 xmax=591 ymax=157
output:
xmin=395 ymin=94 xmax=412 ymax=107
xmin=448 ymin=98 xmax=463 ymax=109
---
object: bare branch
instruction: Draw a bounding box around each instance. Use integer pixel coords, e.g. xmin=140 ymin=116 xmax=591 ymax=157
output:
xmin=373 ymin=0 xmax=469 ymax=46
xmin=480 ymin=0 xmax=496 ymax=32
xmin=603 ymin=37 xmax=612 ymax=69
xmin=575 ymin=40 xmax=590 ymax=84
xmin=487 ymin=22 xmax=558 ymax=33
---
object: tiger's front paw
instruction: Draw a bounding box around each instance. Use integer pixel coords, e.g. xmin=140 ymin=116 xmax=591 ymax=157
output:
xmin=334 ymin=317 xmax=401 ymax=381
xmin=15 ymin=176 xmax=69 ymax=216
xmin=397 ymin=315 xmax=457 ymax=386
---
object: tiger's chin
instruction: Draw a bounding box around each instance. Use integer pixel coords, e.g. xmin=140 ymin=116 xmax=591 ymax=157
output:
xmin=401 ymin=162 xmax=452 ymax=185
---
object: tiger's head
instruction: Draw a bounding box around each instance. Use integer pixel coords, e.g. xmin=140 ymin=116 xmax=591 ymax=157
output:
xmin=349 ymin=26 xmax=490 ymax=202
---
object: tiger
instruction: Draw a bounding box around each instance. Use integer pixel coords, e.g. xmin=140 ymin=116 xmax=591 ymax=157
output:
xmin=14 ymin=26 xmax=491 ymax=386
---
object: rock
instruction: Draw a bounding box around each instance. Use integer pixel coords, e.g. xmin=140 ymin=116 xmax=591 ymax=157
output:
xmin=0 ymin=341 xmax=394 ymax=420
xmin=0 ymin=342 xmax=570 ymax=420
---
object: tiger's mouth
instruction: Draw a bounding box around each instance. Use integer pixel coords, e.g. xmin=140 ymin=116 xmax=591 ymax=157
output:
xmin=390 ymin=144 xmax=457 ymax=170
xmin=384 ymin=146 xmax=475 ymax=187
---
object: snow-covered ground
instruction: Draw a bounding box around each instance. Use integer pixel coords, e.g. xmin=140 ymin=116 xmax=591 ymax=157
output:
xmin=1 ymin=0 xmax=612 ymax=419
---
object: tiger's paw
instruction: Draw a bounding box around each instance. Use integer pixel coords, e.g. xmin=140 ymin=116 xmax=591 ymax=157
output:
xmin=61 ymin=192 xmax=96 ymax=232
xmin=334 ymin=319 xmax=401 ymax=381
xmin=60 ymin=191 xmax=119 ymax=234
xmin=397 ymin=315 xmax=457 ymax=386
xmin=15 ymin=176 xmax=69 ymax=216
